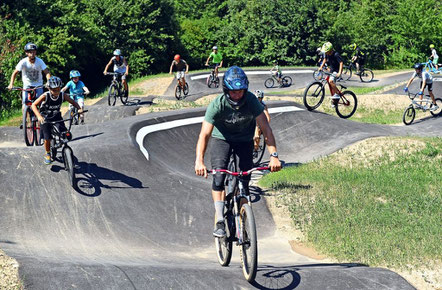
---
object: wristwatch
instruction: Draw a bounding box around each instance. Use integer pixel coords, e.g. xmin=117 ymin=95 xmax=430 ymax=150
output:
xmin=270 ymin=152 xmax=279 ymax=158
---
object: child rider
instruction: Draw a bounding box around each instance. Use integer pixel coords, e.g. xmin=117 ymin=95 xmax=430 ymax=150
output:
xmin=61 ymin=70 xmax=90 ymax=124
xmin=404 ymin=63 xmax=439 ymax=112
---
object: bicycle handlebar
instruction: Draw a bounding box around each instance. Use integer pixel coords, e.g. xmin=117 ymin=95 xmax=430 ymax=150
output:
xmin=44 ymin=110 xmax=88 ymax=124
xmin=105 ymin=72 xmax=123 ymax=76
xmin=9 ymin=85 xmax=44 ymax=91
xmin=208 ymin=166 xmax=269 ymax=176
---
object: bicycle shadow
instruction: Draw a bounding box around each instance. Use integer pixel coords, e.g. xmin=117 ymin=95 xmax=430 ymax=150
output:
xmin=405 ymin=113 xmax=441 ymax=125
xmin=70 ymin=132 xmax=104 ymax=142
xmin=251 ymin=263 xmax=367 ymax=289
xmin=124 ymin=97 xmax=155 ymax=106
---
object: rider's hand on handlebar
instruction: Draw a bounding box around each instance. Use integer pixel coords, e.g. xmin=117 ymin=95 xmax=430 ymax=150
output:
xmin=38 ymin=116 xmax=45 ymax=124
xmin=103 ymin=71 xmax=107 ymax=75
xmin=7 ymin=84 xmax=13 ymax=90
xmin=195 ymin=161 xmax=208 ymax=178
xmin=269 ymin=157 xmax=282 ymax=172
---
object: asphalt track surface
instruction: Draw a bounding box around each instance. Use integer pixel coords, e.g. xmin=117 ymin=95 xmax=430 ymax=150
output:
xmin=0 ymin=69 xmax=441 ymax=289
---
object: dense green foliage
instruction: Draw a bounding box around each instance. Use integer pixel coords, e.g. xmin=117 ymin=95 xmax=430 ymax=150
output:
xmin=1 ymin=0 xmax=441 ymax=119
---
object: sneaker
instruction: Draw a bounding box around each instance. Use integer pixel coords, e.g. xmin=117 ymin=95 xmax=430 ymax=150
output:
xmin=213 ymin=221 xmax=226 ymax=238
xmin=331 ymin=94 xmax=340 ymax=100
xmin=430 ymin=105 xmax=439 ymax=112
xmin=44 ymin=153 xmax=51 ymax=165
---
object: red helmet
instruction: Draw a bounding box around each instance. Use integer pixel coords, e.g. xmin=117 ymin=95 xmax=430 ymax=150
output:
xmin=174 ymin=54 xmax=180 ymax=61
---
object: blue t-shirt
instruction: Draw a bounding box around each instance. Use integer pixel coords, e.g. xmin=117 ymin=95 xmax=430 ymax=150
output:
xmin=66 ymin=80 xmax=86 ymax=99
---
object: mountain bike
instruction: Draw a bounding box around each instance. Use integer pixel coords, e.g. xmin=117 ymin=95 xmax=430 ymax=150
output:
xmin=206 ymin=64 xmax=220 ymax=88
xmin=422 ymin=59 xmax=441 ymax=74
xmin=253 ymin=129 xmax=266 ymax=166
xmin=264 ymin=73 xmax=292 ymax=88
xmin=47 ymin=110 xmax=87 ymax=188
xmin=210 ymin=159 xmax=269 ymax=282
xmin=303 ymin=71 xmax=358 ymax=118
xmin=341 ymin=62 xmax=374 ymax=82
xmin=67 ymin=92 xmax=89 ymax=125
xmin=174 ymin=71 xmax=189 ymax=100
xmin=11 ymin=86 xmax=44 ymax=146
xmin=105 ymin=72 xmax=128 ymax=106
xmin=402 ymin=91 xmax=442 ymax=125
xmin=313 ymin=63 xmax=328 ymax=81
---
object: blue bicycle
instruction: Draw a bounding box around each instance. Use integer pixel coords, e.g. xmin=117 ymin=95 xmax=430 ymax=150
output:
xmin=422 ymin=59 xmax=440 ymax=74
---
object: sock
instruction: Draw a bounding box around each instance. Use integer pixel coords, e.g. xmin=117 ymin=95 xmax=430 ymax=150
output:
xmin=214 ymin=201 xmax=225 ymax=222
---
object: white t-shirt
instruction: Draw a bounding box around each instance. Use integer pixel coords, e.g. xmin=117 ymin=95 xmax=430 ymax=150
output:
xmin=431 ymin=48 xmax=438 ymax=59
xmin=15 ymin=57 xmax=47 ymax=87
xmin=413 ymin=71 xmax=433 ymax=83
xmin=112 ymin=56 xmax=127 ymax=74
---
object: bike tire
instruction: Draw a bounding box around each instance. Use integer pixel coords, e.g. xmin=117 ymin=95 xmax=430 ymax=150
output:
xmin=108 ymin=84 xmax=118 ymax=106
xmin=342 ymin=66 xmax=352 ymax=81
xmin=120 ymin=84 xmax=129 ymax=105
xmin=402 ymin=106 xmax=416 ymax=125
xmin=303 ymin=82 xmax=325 ymax=111
xmin=175 ymin=85 xmax=182 ymax=100
xmin=335 ymin=90 xmax=358 ymax=118
xmin=282 ymin=76 xmax=292 ymax=87
xmin=253 ymin=133 xmax=266 ymax=166
xmin=23 ymin=106 xmax=34 ymax=146
xmin=214 ymin=77 xmax=220 ymax=88
xmin=312 ymin=69 xmax=323 ymax=81
xmin=430 ymin=98 xmax=442 ymax=116
xmin=70 ymin=108 xmax=78 ymax=125
xmin=34 ymin=120 xmax=43 ymax=146
xmin=239 ymin=204 xmax=258 ymax=282
xmin=183 ymin=83 xmax=189 ymax=96
xmin=63 ymin=146 xmax=76 ymax=188
xmin=264 ymin=78 xmax=274 ymax=88
xmin=359 ymin=69 xmax=374 ymax=82
xmin=207 ymin=75 xmax=214 ymax=88
xmin=50 ymin=139 xmax=57 ymax=160
xmin=214 ymin=213 xmax=233 ymax=266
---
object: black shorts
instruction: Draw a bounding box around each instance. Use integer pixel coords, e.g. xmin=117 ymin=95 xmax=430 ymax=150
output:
xmin=420 ymin=82 xmax=433 ymax=92
xmin=41 ymin=116 xmax=67 ymax=141
xmin=210 ymin=138 xmax=254 ymax=190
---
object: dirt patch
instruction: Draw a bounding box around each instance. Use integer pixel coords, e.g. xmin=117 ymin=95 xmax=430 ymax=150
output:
xmin=0 ymin=249 xmax=22 ymax=289
xmin=131 ymin=76 xmax=173 ymax=96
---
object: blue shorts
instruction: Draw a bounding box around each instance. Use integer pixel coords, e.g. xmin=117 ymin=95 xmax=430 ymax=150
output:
xmin=22 ymin=87 xmax=43 ymax=104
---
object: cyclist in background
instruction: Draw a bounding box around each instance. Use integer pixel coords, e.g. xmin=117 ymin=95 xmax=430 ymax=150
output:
xmin=8 ymin=42 xmax=51 ymax=127
xmin=194 ymin=66 xmax=281 ymax=238
xmin=205 ymin=46 xmax=223 ymax=78
xmin=253 ymin=90 xmax=270 ymax=152
xmin=169 ymin=54 xmax=189 ymax=91
xmin=318 ymin=42 xmax=343 ymax=103
xmin=316 ymin=47 xmax=325 ymax=67
xmin=61 ymin=70 xmax=90 ymax=124
xmin=103 ymin=49 xmax=129 ymax=95
xmin=270 ymin=61 xmax=283 ymax=87
xmin=404 ymin=63 xmax=439 ymax=111
xmin=429 ymin=44 xmax=439 ymax=71
xmin=31 ymin=76 xmax=82 ymax=165
xmin=350 ymin=43 xmax=366 ymax=74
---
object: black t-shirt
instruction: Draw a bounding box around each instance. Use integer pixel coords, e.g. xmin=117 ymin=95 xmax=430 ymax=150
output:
xmin=40 ymin=92 xmax=64 ymax=120
xmin=354 ymin=47 xmax=365 ymax=59
xmin=326 ymin=51 xmax=343 ymax=72
xmin=172 ymin=60 xmax=187 ymax=72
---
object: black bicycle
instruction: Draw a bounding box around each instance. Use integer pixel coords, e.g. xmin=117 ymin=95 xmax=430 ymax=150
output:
xmin=174 ymin=71 xmax=189 ymax=100
xmin=105 ymin=72 xmax=128 ymax=106
xmin=206 ymin=64 xmax=220 ymax=88
xmin=47 ymin=110 xmax=87 ymax=188
xmin=67 ymin=92 xmax=88 ymax=125
xmin=264 ymin=73 xmax=292 ymax=88
xmin=210 ymin=157 xmax=268 ymax=282
xmin=341 ymin=62 xmax=374 ymax=82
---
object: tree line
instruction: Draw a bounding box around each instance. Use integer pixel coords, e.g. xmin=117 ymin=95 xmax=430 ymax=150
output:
xmin=1 ymin=0 xmax=440 ymax=119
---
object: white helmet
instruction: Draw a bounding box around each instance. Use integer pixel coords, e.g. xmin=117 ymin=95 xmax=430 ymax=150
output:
xmin=212 ymin=46 xmax=218 ymax=50
xmin=255 ymin=90 xmax=264 ymax=99
xmin=46 ymin=76 xmax=63 ymax=89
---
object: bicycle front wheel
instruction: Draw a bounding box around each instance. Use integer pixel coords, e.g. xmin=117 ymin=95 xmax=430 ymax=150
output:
xmin=108 ymin=84 xmax=118 ymax=106
xmin=183 ymin=83 xmax=189 ymax=96
xmin=303 ymin=82 xmax=325 ymax=111
xmin=174 ymin=85 xmax=182 ymax=100
xmin=335 ymin=91 xmax=358 ymax=118
xmin=240 ymin=204 xmax=258 ymax=282
xmin=23 ymin=107 xmax=34 ymax=146
xmin=359 ymin=69 xmax=374 ymax=82
xmin=264 ymin=78 xmax=274 ymax=88
xmin=214 ymin=76 xmax=220 ymax=88
xmin=120 ymin=84 xmax=129 ymax=105
xmin=312 ymin=69 xmax=323 ymax=81
xmin=253 ymin=133 xmax=266 ymax=166
xmin=63 ymin=146 xmax=76 ymax=188
xmin=34 ymin=120 xmax=43 ymax=146
xmin=430 ymin=98 xmax=442 ymax=116
xmin=214 ymin=213 xmax=233 ymax=266
xmin=70 ymin=108 xmax=78 ymax=125
xmin=403 ymin=106 xmax=416 ymax=125
xmin=282 ymin=76 xmax=292 ymax=87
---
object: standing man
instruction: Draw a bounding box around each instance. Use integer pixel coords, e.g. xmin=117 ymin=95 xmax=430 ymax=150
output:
xmin=8 ymin=42 xmax=51 ymax=127
xmin=205 ymin=46 xmax=223 ymax=78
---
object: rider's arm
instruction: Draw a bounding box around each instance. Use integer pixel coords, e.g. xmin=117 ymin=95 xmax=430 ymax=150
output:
xmin=103 ymin=59 xmax=112 ymax=74
xmin=31 ymin=94 xmax=46 ymax=123
xmin=319 ymin=58 xmax=326 ymax=71
xmin=263 ymin=106 xmax=270 ymax=122
xmin=205 ymin=55 xmax=211 ymax=66
xmin=195 ymin=120 xmax=214 ymax=178
xmin=61 ymin=85 xmax=68 ymax=93
xmin=83 ymin=86 xmax=91 ymax=95
xmin=124 ymin=59 xmax=129 ymax=75
xmin=337 ymin=61 xmax=343 ymax=77
xmin=256 ymin=113 xmax=281 ymax=172
xmin=8 ymin=70 xmax=19 ymax=89
xmin=219 ymin=59 xmax=223 ymax=68
xmin=185 ymin=62 xmax=189 ymax=73
xmin=43 ymin=68 xmax=51 ymax=81
xmin=420 ymin=79 xmax=426 ymax=93
xmin=169 ymin=61 xmax=175 ymax=74
xmin=64 ymin=93 xmax=81 ymax=110
xmin=405 ymin=75 xmax=415 ymax=88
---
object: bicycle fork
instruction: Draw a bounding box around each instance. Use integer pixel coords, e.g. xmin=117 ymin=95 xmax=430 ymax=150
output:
xmin=234 ymin=181 xmax=250 ymax=245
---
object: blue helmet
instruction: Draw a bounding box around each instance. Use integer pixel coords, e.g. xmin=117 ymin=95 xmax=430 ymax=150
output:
xmin=69 ymin=70 xmax=81 ymax=79
xmin=113 ymin=49 xmax=122 ymax=56
xmin=223 ymin=66 xmax=249 ymax=107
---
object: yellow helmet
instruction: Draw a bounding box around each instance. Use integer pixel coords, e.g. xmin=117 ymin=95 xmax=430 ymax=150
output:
xmin=429 ymin=44 xmax=435 ymax=49
xmin=350 ymin=43 xmax=357 ymax=50
xmin=321 ymin=42 xmax=333 ymax=53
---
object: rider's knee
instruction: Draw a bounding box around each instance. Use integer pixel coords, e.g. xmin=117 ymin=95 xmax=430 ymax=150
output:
xmin=212 ymin=172 xmax=225 ymax=191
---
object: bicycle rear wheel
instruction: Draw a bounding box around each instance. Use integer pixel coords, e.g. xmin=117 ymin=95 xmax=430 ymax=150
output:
xmin=282 ymin=76 xmax=292 ymax=87
xmin=120 ymin=84 xmax=129 ymax=105
xmin=108 ymin=84 xmax=118 ymax=106
xmin=253 ymin=133 xmax=266 ymax=166
xmin=335 ymin=91 xmax=358 ymax=118
xmin=23 ymin=107 xmax=34 ymax=146
xmin=430 ymin=98 xmax=442 ymax=116
xmin=341 ymin=66 xmax=352 ymax=81
xmin=264 ymin=78 xmax=274 ymax=88
xmin=303 ymin=82 xmax=325 ymax=111
xmin=240 ymin=204 xmax=258 ymax=282
xmin=402 ymin=106 xmax=415 ymax=125
xmin=359 ymin=69 xmax=374 ymax=82
xmin=63 ymin=146 xmax=76 ymax=188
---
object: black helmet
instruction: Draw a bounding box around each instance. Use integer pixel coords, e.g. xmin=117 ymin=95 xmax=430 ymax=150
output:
xmin=24 ymin=42 xmax=37 ymax=52
xmin=222 ymin=66 xmax=249 ymax=108
xmin=413 ymin=63 xmax=424 ymax=70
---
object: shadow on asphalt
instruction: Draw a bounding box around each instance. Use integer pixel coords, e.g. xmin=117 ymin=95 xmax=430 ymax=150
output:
xmin=71 ymin=132 xmax=104 ymax=142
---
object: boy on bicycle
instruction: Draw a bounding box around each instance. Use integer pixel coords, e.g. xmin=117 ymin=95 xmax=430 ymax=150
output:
xmin=404 ymin=63 xmax=439 ymax=111
xmin=429 ymin=44 xmax=439 ymax=71
xmin=205 ymin=46 xmax=223 ymax=78
xmin=253 ymin=90 xmax=270 ymax=152
xmin=169 ymin=54 xmax=189 ymax=91
xmin=61 ymin=70 xmax=90 ymax=124
xmin=194 ymin=66 xmax=281 ymax=238
xmin=350 ymin=43 xmax=366 ymax=74
xmin=103 ymin=49 xmax=129 ymax=95
xmin=270 ymin=61 xmax=283 ymax=86
xmin=318 ymin=42 xmax=344 ymax=103
xmin=31 ymin=76 xmax=82 ymax=165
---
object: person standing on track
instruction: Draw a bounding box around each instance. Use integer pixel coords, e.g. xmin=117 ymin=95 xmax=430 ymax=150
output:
xmin=205 ymin=46 xmax=223 ymax=78
xmin=318 ymin=42 xmax=344 ymax=104
xmin=7 ymin=42 xmax=51 ymax=127
xmin=169 ymin=54 xmax=189 ymax=91
xmin=194 ymin=66 xmax=281 ymax=238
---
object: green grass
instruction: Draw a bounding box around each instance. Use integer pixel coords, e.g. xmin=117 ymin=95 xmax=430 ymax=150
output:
xmin=259 ymin=137 xmax=442 ymax=268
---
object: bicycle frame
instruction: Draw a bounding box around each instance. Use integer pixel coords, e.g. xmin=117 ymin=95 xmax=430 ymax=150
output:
xmin=424 ymin=60 xmax=440 ymax=73
xmin=407 ymin=92 xmax=434 ymax=110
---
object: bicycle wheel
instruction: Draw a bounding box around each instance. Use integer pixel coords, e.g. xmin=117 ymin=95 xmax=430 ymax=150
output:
xmin=303 ymin=82 xmax=325 ymax=111
xmin=312 ymin=69 xmax=323 ymax=81
xmin=120 ymin=84 xmax=129 ymax=105
xmin=341 ymin=66 xmax=352 ymax=81
xmin=50 ymin=139 xmax=57 ymax=160
xmin=282 ymin=76 xmax=292 ymax=87
xmin=214 ymin=212 xmax=233 ymax=266
xmin=23 ymin=107 xmax=34 ymax=146
xmin=63 ymin=146 xmax=76 ymax=188
xmin=335 ymin=91 xmax=358 ymax=118
xmin=359 ymin=69 xmax=374 ymax=82
xmin=70 ymin=108 xmax=78 ymax=125
xmin=402 ymin=106 xmax=415 ymax=125
xmin=239 ymin=204 xmax=258 ymax=282
xmin=183 ymin=83 xmax=189 ymax=96
xmin=253 ymin=133 xmax=266 ymax=166
xmin=34 ymin=120 xmax=43 ymax=146
xmin=214 ymin=76 xmax=220 ymax=88
xmin=207 ymin=75 xmax=214 ymax=88
xmin=175 ymin=85 xmax=182 ymax=100
xmin=264 ymin=78 xmax=274 ymax=88
xmin=430 ymin=98 xmax=442 ymax=116
xmin=107 ymin=84 xmax=118 ymax=106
